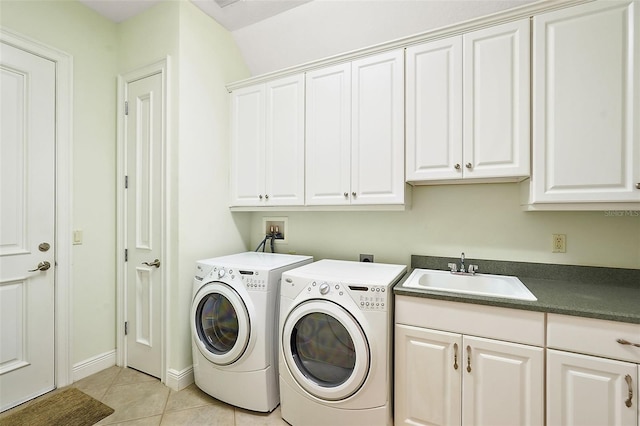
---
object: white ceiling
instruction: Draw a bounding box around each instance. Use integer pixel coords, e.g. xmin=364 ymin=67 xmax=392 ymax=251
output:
xmin=78 ymin=0 xmax=312 ymax=30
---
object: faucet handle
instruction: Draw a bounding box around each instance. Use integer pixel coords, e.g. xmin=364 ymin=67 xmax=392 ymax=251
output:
xmin=447 ymin=263 xmax=458 ymax=272
xmin=468 ymin=265 xmax=479 ymax=274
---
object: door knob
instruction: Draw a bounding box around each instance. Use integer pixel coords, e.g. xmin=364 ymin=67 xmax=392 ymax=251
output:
xmin=142 ymin=259 xmax=161 ymax=268
xmin=29 ymin=261 xmax=51 ymax=272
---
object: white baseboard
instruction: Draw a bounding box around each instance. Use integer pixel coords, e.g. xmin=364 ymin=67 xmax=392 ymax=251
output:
xmin=165 ymin=366 xmax=194 ymax=391
xmin=72 ymin=350 xmax=117 ymax=382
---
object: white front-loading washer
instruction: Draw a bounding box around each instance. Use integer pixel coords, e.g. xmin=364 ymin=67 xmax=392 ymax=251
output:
xmin=278 ymin=259 xmax=407 ymax=426
xmin=191 ymin=251 xmax=312 ymax=412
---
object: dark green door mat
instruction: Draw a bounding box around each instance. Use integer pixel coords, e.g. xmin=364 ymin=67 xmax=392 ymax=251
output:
xmin=0 ymin=387 xmax=114 ymax=426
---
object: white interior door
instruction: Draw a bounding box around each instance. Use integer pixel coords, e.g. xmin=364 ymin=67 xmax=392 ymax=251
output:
xmin=125 ymin=72 xmax=164 ymax=379
xmin=0 ymin=41 xmax=56 ymax=412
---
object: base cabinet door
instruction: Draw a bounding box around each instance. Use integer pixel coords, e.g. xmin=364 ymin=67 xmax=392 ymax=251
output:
xmin=547 ymin=349 xmax=638 ymax=426
xmin=395 ymin=324 xmax=462 ymax=426
xmin=462 ymin=336 xmax=544 ymax=426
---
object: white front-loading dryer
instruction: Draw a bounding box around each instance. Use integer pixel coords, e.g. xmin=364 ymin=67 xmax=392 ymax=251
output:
xmin=278 ymin=259 xmax=407 ymax=426
xmin=191 ymin=251 xmax=312 ymax=412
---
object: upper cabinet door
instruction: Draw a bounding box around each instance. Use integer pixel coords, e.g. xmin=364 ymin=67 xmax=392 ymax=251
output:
xmin=406 ymin=36 xmax=463 ymax=182
xmin=463 ymin=19 xmax=530 ymax=179
xmin=305 ymin=63 xmax=352 ymax=206
xmin=265 ymin=75 xmax=305 ymax=206
xmin=230 ymin=84 xmax=265 ymax=206
xmin=532 ymin=1 xmax=640 ymax=203
xmin=351 ymin=50 xmax=405 ymax=205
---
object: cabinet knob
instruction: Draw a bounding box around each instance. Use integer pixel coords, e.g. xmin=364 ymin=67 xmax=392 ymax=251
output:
xmin=465 ymin=163 xmax=472 ymax=169
xmin=344 ymin=192 xmax=348 ymax=198
xmin=265 ymin=194 xmax=269 ymax=200
xmin=352 ymin=192 xmax=357 ymax=198
xmin=259 ymin=195 xmax=263 ymax=200
xmin=636 ymin=183 xmax=640 ymax=189
xmin=454 ymin=164 xmax=461 ymax=170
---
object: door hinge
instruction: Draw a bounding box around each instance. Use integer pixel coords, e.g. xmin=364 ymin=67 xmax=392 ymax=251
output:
xmin=125 ymin=175 xmax=128 ymax=189
xmin=125 ymin=101 xmax=129 ymax=116
xmin=124 ymin=321 xmax=128 ymax=335
xmin=124 ymin=248 xmax=128 ymax=262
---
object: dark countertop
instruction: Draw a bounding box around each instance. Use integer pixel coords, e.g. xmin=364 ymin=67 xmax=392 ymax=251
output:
xmin=394 ymin=256 xmax=640 ymax=324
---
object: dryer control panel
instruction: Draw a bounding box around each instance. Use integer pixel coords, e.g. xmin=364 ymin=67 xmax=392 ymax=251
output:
xmin=352 ymin=285 xmax=388 ymax=311
xmin=299 ymin=280 xmax=389 ymax=311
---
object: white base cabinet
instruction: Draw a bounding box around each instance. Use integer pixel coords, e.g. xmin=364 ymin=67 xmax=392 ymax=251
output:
xmin=395 ymin=297 xmax=544 ymax=426
xmin=547 ymin=349 xmax=638 ymax=426
xmin=547 ymin=313 xmax=640 ymax=426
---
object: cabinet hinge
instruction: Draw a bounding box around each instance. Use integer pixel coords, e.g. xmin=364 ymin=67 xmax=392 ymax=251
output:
xmin=124 ymin=249 xmax=128 ymax=262
xmin=124 ymin=321 xmax=128 ymax=336
xmin=125 ymin=175 xmax=128 ymax=189
xmin=125 ymin=101 xmax=129 ymax=116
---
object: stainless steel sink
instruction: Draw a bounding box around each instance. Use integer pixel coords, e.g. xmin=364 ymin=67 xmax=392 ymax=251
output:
xmin=403 ymin=268 xmax=537 ymax=301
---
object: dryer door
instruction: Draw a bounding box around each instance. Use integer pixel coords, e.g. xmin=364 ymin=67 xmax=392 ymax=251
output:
xmin=282 ymin=300 xmax=370 ymax=401
xmin=191 ymin=282 xmax=250 ymax=365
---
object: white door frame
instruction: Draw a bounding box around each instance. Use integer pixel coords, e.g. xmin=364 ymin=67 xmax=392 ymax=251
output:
xmin=116 ymin=58 xmax=169 ymax=383
xmin=0 ymin=27 xmax=74 ymax=388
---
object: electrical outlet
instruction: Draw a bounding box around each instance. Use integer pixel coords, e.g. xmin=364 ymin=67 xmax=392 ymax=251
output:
xmin=552 ymin=234 xmax=566 ymax=253
xmin=360 ymin=254 xmax=374 ymax=262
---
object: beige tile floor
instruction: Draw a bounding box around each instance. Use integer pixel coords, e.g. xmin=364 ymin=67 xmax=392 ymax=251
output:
xmin=1 ymin=366 xmax=288 ymax=425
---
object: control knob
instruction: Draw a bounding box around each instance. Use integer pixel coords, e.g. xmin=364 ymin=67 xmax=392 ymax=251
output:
xmin=319 ymin=282 xmax=330 ymax=295
xmin=218 ymin=269 xmax=226 ymax=278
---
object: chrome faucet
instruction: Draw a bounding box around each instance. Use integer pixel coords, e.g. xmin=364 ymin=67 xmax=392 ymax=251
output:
xmin=448 ymin=252 xmax=479 ymax=275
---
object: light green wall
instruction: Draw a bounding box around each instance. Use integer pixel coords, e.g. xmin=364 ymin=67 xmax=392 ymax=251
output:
xmin=1 ymin=1 xmax=119 ymax=364
xmin=2 ymin=0 xmax=251 ymax=374
xmin=176 ymin=0 xmax=251 ymax=369
xmin=250 ymin=183 xmax=640 ymax=269
xmin=119 ymin=0 xmax=251 ymax=372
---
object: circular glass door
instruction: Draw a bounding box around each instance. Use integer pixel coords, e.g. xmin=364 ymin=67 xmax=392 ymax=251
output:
xmin=282 ymin=300 xmax=369 ymax=401
xmin=191 ymin=282 xmax=250 ymax=365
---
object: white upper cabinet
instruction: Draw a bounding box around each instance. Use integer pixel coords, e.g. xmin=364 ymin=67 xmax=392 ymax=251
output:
xmin=406 ymin=19 xmax=530 ymax=184
xmin=463 ymin=20 xmax=530 ymax=180
xmin=230 ymin=74 xmax=305 ymax=207
xmin=230 ymin=84 xmax=265 ymax=206
xmin=306 ymin=50 xmax=405 ymax=206
xmin=406 ymin=36 xmax=463 ymax=182
xmin=351 ymin=50 xmax=405 ymax=205
xmin=528 ymin=0 xmax=640 ymax=205
xmin=305 ymin=63 xmax=352 ymax=206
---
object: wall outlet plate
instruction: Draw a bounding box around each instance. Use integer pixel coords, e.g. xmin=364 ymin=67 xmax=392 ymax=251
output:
xmin=552 ymin=234 xmax=566 ymax=253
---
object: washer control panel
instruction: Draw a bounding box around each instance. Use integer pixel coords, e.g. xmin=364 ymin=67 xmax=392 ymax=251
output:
xmin=208 ymin=267 xmax=268 ymax=291
xmin=302 ymin=281 xmax=388 ymax=311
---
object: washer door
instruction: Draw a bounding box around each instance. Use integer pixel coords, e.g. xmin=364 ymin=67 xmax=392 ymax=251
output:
xmin=191 ymin=282 xmax=250 ymax=365
xmin=282 ymin=300 xmax=370 ymax=401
